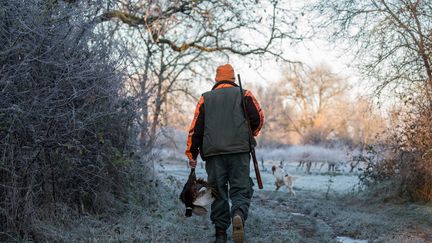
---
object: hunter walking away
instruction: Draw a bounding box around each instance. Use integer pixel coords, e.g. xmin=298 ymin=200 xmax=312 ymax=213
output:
xmin=184 ymin=64 xmax=264 ymax=243
xmin=3 ymin=1 xmax=432 ymax=242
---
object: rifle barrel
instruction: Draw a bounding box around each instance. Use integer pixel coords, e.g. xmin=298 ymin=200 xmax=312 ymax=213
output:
xmin=237 ymin=74 xmax=263 ymax=189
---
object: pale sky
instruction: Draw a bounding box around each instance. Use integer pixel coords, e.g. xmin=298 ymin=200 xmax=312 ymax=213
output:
xmin=222 ymin=38 xmax=365 ymax=95
xmin=194 ymin=0 xmax=374 ymax=100
xmin=234 ymin=39 xmax=356 ymax=86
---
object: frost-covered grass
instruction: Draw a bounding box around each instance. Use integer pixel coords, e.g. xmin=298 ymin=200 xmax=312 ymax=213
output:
xmin=153 ymin=129 xmax=354 ymax=164
xmin=256 ymin=145 xmax=349 ymax=163
xmin=164 ymin=164 xmax=360 ymax=195
xmin=162 ymin=156 xmax=360 ymax=195
xmin=35 ymin=147 xmax=432 ymax=242
xmin=264 ymin=161 xmax=359 ymax=193
xmin=336 ymin=236 xmax=368 ymax=243
xmin=156 ymin=148 xmax=432 ymax=242
xmin=157 ymin=143 xmax=366 ymax=196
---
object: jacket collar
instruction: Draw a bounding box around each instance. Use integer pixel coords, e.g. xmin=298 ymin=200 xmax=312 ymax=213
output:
xmin=211 ymin=80 xmax=238 ymax=90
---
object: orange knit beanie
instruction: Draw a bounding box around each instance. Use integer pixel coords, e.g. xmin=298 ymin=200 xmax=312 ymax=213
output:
xmin=215 ymin=64 xmax=235 ymax=82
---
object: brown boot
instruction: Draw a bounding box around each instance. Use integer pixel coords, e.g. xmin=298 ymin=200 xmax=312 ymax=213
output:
xmin=215 ymin=227 xmax=227 ymax=243
xmin=232 ymin=209 xmax=245 ymax=243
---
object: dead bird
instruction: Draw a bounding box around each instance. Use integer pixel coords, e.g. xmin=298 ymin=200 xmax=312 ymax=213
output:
xmin=179 ymin=169 xmax=216 ymax=217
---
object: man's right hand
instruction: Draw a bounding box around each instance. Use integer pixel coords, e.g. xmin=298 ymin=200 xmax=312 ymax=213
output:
xmin=189 ymin=159 xmax=197 ymax=169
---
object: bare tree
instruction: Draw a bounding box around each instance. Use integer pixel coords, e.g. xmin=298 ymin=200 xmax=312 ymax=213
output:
xmin=311 ymin=0 xmax=432 ymax=200
xmin=97 ymin=0 xmax=302 ymax=58
xmin=111 ymin=25 xmax=208 ymax=150
xmin=312 ymin=0 xmax=432 ymax=98
xmin=346 ymin=97 xmax=386 ymax=146
xmin=87 ymin=0 xmax=304 ymax=151
xmin=280 ymin=64 xmax=351 ymax=143
xmin=254 ymin=83 xmax=296 ymax=145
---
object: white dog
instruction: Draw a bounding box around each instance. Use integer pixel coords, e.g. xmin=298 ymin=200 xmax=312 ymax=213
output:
xmin=272 ymin=165 xmax=297 ymax=196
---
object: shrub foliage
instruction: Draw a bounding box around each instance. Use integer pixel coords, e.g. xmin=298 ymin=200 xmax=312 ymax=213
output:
xmin=0 ymin=1 xmax=135 ymax=239
xmin=360 ymin=96 xmax=432 ymax=202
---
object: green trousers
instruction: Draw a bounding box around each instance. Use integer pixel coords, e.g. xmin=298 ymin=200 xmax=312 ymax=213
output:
xmin=205 ymin=152 xmax=254 ymax=230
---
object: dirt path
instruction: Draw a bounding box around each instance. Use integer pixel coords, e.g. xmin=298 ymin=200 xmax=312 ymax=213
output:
xmin=151 ymin=188 xmax=431 ymax=243
xmin=246 ymin=190 xmax=334 ymax=242
xmin=245 ymin=188 xmax=432 ymax=243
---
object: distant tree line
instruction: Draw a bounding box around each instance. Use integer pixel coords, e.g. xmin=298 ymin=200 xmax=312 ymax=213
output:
xmin=311 ymin=0 xmax=432 ymax=201
xmin=256 ymin=64 xmax=385 ymax=148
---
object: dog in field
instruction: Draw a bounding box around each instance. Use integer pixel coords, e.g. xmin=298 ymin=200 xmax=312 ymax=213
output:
xmin=271 ymin=165 xmax=297 ymax=196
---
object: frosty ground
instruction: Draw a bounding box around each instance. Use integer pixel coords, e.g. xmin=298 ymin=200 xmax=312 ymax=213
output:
xmin=155 ymin=157 xmax=432 ymax=243
xmin=43 ymin=147 xmax=432 ymax=242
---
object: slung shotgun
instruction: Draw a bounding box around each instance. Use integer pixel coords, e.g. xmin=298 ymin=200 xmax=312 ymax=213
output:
xmin=237 ymin=74 xmax=263 ymax=189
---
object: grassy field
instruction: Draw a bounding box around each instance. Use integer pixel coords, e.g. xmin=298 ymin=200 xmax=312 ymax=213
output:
xmin=34 ymin=153 xmax=432 ymax=242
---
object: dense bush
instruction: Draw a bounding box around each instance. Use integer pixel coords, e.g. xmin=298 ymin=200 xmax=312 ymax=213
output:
xmin=392 ymin=101 xmax=432 ymax=201
xmin=359 ymin=95 xmax=432 ymax=202
xmin=0 ymin=1 xmax=136 ymax=240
